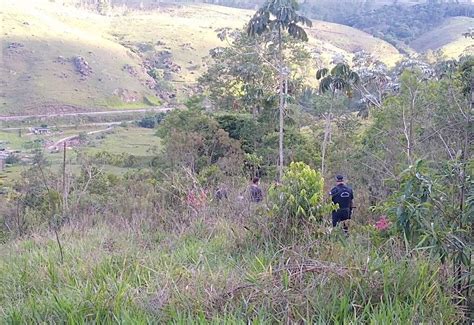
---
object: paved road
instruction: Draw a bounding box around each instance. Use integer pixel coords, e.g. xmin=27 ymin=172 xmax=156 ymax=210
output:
xmin=0 ymin=107 xmax=173 ymax=121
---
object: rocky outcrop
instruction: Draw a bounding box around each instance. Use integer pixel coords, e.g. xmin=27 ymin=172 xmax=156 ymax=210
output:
xmin=73 ymin=56 xmax=92 ymax=78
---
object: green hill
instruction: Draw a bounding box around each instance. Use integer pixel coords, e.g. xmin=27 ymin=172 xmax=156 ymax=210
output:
xmin=409 ymin=17 xmax=474 ymax=57
xmin=0 ymin=0 xmax=401 ymax=115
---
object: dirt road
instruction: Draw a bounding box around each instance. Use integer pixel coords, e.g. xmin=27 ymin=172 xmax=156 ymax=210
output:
xmin=0 ymin=107 xmax=173 ymax=122
xmin=48 ymin=127 xmax=114 ymax=151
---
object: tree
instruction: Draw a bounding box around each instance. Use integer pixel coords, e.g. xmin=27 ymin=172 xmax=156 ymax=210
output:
xmin=316 ymin=63 xmax=359 ymax=174
xmin=201 ymin=29 xmax=310 ymax=117
xmin=247 ymin=0 xmax=312 ymax=181
xmin=352 ymin=51 xmax=392 ymax=111
xmin=156 ymin=109 xmax=244 ymax=175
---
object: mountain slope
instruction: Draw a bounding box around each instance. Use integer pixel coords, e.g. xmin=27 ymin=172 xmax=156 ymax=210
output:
xmin=0 ymin=0 xmax=401 ymax=115
xmin=0 ymin=0 xmax=161 ymax=115
xmin=410 ymin=17 xmax=474 ymax=57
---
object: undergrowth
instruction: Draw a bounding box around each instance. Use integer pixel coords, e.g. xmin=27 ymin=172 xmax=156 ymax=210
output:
xmin=0 ymin=215 xmax=462 ymax=324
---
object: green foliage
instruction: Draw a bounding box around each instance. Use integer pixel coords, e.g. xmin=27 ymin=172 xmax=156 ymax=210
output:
xmin=317 ymin=63 xmax=360 ymax=97
xmin=388 ymin=160 xmax=434 ymax=242
xmin=305 ymin=2 xmax=474 ymax=46
xmin=156 ymin=109 xmax=244 ymax=175
xmin=243 ymin=153 xmax=263 ymax=177
xmin=137 ymin=113 xmax=166 ymax=129
xmin=0 ymin=220 xmax=462 ymax=323
xmin=215 ymin=113 xmax=261 ymax=153
xmin=268 ymin=162 xmax=334 ymax=234
xmin=4 ymin=153 xmax=20 ymax=165
xmin=247 ymin=0 xmax=312 ymax=41
xmin=382 ymin=160 xmax=472 ymax=269
xmin=200 ymin=30 xmax=310 ymax=113
xmin=457 ymin=55 xmax=474 ymax=98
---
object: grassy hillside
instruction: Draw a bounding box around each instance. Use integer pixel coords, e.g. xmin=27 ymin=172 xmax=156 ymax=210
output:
xmin=0 ymin=0 xmax=162 ymax=115
xmin=307 ymin=21 xmax=400 ymax=66
xmin=0 ymin=215 xmax=462 ymax=323
xmin=410 ymin=17 xmax=474 ymax=57
xmin=1 ymin=0 xmax=401 ymax=115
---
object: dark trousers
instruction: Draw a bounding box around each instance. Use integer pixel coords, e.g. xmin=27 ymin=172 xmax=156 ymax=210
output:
xmin=332 ymin=208 xmax=351 ymax=227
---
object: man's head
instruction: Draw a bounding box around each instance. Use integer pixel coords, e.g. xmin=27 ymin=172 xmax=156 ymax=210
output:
xmin=252 ymin=176 xmax=260 ymax=185
xmin=336 ymin=174 xmax=344 ymax=184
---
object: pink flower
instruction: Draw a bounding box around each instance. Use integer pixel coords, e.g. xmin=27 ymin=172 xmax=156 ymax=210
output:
xmin=375 ymin=216 xmax=391 ymax=231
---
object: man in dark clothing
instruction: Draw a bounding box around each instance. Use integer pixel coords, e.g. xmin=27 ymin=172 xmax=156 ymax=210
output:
xmin=249 ymin=177 xmax=263 ymax=203
xmin=329 ymin=175 xmax=354 ymax=233
xmin=214 ymin=186 xmax=228 ymax=201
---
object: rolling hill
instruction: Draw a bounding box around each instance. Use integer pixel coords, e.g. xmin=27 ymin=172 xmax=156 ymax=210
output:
xmin=410 ymin=17 xmax=474 ymax=56
xmin=0 ymin=0 xmax=402 ymax=115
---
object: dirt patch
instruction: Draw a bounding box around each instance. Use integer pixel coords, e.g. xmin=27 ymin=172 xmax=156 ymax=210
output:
xmin=113 ymin=88 xmax=140 ymax=103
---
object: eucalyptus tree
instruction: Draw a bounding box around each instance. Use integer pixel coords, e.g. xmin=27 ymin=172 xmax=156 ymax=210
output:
xmin=316 ymin=63 xmax=359 ymax=174
xmin=247 ymin=0 xmax=312 ymax=181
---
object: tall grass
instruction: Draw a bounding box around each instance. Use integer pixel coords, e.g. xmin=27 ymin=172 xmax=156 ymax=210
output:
xmin=0 ymin=213 xmax=463 ymax=323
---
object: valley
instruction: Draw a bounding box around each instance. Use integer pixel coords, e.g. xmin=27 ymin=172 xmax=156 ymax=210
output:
xmin=0 ymin=0 xmax=472 ymax=323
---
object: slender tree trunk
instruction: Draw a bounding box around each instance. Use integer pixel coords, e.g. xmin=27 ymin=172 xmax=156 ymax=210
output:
xmin=278 ymin=27 xmax=284 ymax=182
xmin=321 ymin=91 xmax=334 ymax=175
xmin=62 ymin=142 xmax=68 ymax=212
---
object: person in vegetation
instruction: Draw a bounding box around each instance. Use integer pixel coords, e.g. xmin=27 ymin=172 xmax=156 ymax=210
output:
xmin=214 ymin=186 xmax=228 ymax=201
xmin=249 ymin=176 xmax=263 ymax=203
xmin=329 ymin=175 xmax=354 ymax=234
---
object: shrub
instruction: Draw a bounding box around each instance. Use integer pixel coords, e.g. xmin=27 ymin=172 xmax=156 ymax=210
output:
xmin=268 ymin=162 xmax=334 ymax=237
xmin=138 ymin=116 xmax=156 ymax=129
xmin=5 ymin=153 xmax=20 ymax=165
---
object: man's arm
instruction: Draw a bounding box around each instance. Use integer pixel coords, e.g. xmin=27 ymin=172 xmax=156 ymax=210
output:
xmin=350 ymin=189 xmax=354 ymax=209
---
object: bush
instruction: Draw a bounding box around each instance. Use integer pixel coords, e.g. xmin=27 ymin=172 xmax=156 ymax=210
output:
xmin=138 ymin=116 xmax=156 ymax=129
xmin=215 ymin=113 xmax=261 ymax=153
xmin=156 ymin=109 xmax=244 ymax=174
xmin=5 ymin=153 xmax=20 ymax=165
xmin=138 ymin=113 xmax=166 ymax=129
xmin=268 ymin=162 xmax=334 ymax=238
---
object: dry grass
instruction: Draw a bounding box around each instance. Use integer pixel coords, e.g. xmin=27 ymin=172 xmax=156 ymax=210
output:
xmin=410 ymin=16 xmax=474 ymax=57
xmin=1 ymin=0 xmax=401 ymax=114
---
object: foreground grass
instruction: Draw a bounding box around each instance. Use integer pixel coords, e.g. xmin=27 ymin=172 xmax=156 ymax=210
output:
xmin=0 ymin=214 xmax=462 ymax=323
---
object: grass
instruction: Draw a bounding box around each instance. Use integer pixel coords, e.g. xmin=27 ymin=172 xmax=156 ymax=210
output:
xmin=0 ymin=125 xmax=160 ymax=187
xmin=85 ymin=126 xmax=160 ymax=156
xmin=410 ymin=16 xmax=474 ymax=56
xmin=0 ymin=217 xmax=462 ymax=323
xmin=1 ymin=0 xmax=402 ymax=114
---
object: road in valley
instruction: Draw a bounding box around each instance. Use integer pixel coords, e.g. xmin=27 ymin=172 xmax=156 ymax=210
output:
xmin=0 ymin=107 xmax=173 ymax=122
xmin=47 ymin=127 xmax=114 ymax=150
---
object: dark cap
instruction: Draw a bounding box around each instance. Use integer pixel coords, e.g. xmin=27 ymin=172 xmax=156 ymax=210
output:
xmin=336 ymin=175 xmax=344 ymax=181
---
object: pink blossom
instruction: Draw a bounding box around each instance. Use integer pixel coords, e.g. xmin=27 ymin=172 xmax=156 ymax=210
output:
xmin=375 ymin=216 xmax=391 ymax=231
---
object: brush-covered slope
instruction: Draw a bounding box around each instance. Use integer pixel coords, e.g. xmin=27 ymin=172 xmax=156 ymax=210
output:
xmin=0 ymin=0 xmax=401 ymax=115
xmin=410 ymin=17 xmax=474 ymax=57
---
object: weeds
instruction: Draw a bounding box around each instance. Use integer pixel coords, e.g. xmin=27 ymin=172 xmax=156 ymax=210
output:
xmin=0 ymin=213 xmax=463 ymax=323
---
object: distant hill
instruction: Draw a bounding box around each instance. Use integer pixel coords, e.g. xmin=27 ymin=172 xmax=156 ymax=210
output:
xmin=0 ymin=0 xmax=400 ymax=115
xmin=410 ymin=17 xmax=474 ymax=57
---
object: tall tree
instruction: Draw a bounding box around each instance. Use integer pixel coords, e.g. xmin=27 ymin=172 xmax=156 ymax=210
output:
xmin=247 ymin=0 xmax=312 ymax=181
xmin=316 ymin=63 xmax=359 ymax=174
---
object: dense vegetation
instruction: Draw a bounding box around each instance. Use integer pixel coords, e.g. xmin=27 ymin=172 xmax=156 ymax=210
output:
xmin=0 ymin=0 xmax=473 ymax=323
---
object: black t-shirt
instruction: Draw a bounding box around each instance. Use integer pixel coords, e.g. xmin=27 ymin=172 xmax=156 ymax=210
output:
xmin=330 ymin=184 xmax=354 ymax=209
xmin=250 ymin=184 xmax=263 ymax=202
